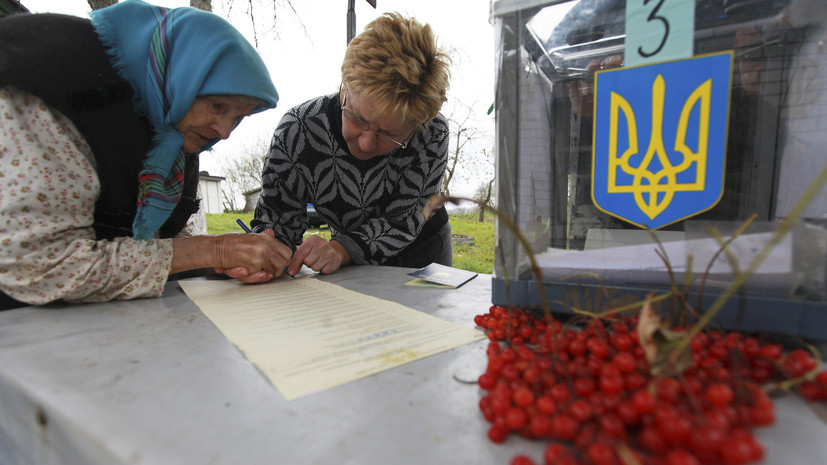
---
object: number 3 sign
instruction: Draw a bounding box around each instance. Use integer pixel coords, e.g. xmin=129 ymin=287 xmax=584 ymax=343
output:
xmin=625 ymin=0 xmax=695 ymax=67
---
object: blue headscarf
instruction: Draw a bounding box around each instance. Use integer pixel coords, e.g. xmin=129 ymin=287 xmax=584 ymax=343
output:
xmin=90 ymin=0 xmax=278 ymax=239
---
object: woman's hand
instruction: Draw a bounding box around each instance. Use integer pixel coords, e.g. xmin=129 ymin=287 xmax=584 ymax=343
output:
xmin=172 ymin=230 xmax=293 ymax=283
xmin=288 ymin=234 xmax=349 ymax=275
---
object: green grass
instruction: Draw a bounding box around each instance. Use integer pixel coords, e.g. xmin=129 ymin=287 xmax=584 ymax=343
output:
xmin=448 ymin=212 xmax=495 ymax=274
xmin=206 ymin=211 xmax=494 ymax=273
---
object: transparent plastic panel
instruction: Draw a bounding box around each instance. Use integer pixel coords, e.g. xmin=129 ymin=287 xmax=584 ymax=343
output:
xmin=494 ymin=0 xmax=827 ymax=299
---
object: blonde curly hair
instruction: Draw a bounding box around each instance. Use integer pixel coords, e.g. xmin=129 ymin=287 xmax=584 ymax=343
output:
xmin=341 ymin=12 xmax=451 ymax=127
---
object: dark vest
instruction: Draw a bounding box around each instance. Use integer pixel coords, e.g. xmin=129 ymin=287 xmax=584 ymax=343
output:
xmin=0 ymin=13 xmax=201 ymax=310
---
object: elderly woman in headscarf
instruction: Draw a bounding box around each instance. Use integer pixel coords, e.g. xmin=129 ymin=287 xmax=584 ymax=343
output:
xmin=0 ymin=0 xmax=290 ymax=310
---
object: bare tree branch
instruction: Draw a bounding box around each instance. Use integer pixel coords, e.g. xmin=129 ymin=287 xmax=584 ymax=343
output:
xmin=190 ymin=0 xmax=212 ymax=12
xmin=441 ymin=97 xmax=493 ymax=196
xmin=87 ymin=0 xmax=117 ymax=10
xmin=218 ymin=135 xmax=271 ymax=211
xmin=223 ymin=0 xmax=309 ymax=47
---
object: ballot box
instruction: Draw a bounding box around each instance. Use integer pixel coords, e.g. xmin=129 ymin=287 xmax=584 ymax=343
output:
xmin=489 ymin=0 xmax=827 ymax=338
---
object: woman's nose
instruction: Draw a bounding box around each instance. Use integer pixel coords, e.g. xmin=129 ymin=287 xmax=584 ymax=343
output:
xmin=357 ymin=130 xmax=378 ymax=151
xmin=214 ymin=118 xmax=234 ymax=140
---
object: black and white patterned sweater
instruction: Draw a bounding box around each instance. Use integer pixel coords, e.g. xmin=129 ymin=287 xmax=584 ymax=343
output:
xmin=252 ymin=94 xmax=449 ymax=265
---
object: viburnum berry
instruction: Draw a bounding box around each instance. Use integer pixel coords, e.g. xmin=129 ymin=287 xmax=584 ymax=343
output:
xmin=659 ymin=414 xmax=692 ymax=446
xmin=720 ymin=433 xmax=759 ymax=465
xmin=478 ymin=372 xmax=497 ymax=390
xmin=574 ymin=377 xmax=596 ymax=397
xmin=491 ymin=395 xmax=511 ymax=415
xmin=631 ymin=389 xmax=656 ymax=415
xmin=666 ymin=449 xmax=702 ymax=465
xmin=523 ymin=365 xmax=541 ymax=385
xmin=705 ymin=383 xmax=735 ymax=407
xmin=782 ymin=349 xmax=817 ymax=378
xmin=616 ymin=400 xmax=640 ymax=425
xmin=536 ymin=396 xmax=556 ymax=415
xmin=749 ymin=402 xmax=775 ymax=426
xmin=471 ymin=306 xmax=802 ymax=465
xmin=798 ymin=381 xmax=824 ymax=401
xmin=529 ymin=414 xmax=552 ymax=437
xmin=690 ymin=333 xmax=708 ymax=352
xmin=501 ymin=364 xmax=520 ymax=381
xmin=656 ymin=377 xmax=682 ymax=404
xmin=689 ymin=425 xmax=725 ymax=458
xmin=488 ymin=424 xmax=509 ymax=444
xmin=509 ymin=455 xmax=535 ymax=465
xmin=624 ymin=372 xmax=648 ymax=391
xmin=612 ymin=352 xmax=637 ymax=373
xmin=549 ymin=414 xmax=579 ymax=440
xmin=567 ymin=399 xmax=593 ymax=422
xmin=585 ymin=442 xmax=616 ymax=465
xmin=506 ymin=407 xmax=528 ymax=429
xmin=758 ymin=343 xmax=782 ymax=361
xmin=682 ymin=375 xmax=703 ymax=395
xmin=513 ymin=387 xmax=534 ymax=407
xmin=586 ymin=337 xmax=610 ymax=359
xmin=638 ymin=426 xmax=669 ymax=453
xmin=709 ymin=342 xmax=728 ymax=360
xmin=599 ymin=412 xmax=626 ymax=438
xmin=749 ymin=366 xmax=772 ymax=383
xmin=550 ymin=384 xmax=572 ymax=404
xmin=544 ymin=443 xmax=575 ymax=465
xmin=573 ymin=422 xmax=599 ymax=450
xmin=612 ymin=333 xmax=632 ymax=351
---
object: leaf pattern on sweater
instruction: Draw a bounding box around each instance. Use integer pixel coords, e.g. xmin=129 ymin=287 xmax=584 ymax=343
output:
xmin=253 ymin=94 xmax=448 ymax=265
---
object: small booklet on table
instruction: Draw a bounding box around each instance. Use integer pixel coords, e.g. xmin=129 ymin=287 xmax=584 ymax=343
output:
xmin=405 ymin=263 xmax=478 ymax=289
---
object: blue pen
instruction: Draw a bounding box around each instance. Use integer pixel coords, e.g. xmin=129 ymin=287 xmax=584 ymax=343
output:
xmin=235 ymin=218 xmax=252 ymax=233
xmin=236 ymin=219 xmax=294 ymax=278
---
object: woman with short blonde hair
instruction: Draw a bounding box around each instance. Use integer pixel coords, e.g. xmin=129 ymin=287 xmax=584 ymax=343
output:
xmin=341 ymin=12 xmax=451 ymax=127
xmin=254 ymin=12 xmax=453 ymax=275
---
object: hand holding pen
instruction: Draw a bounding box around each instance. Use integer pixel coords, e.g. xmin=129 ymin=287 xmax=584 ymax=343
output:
xmin=236 ymin=219 xmax=295 ymax=279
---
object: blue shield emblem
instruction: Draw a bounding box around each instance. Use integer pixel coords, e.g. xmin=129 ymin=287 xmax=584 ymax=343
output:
xmin=591 ymin=52 xmax=733 ymax=229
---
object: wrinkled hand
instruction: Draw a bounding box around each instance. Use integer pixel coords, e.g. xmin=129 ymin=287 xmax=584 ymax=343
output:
xmin=288 ymin=234 xmax=346 ymax=275
xmin=212 ymin=229 xmax=293 ymax=283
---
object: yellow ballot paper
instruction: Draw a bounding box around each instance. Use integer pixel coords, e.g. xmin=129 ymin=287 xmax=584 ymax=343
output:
xmin=179 ymin=278 xmax=485 ymax=401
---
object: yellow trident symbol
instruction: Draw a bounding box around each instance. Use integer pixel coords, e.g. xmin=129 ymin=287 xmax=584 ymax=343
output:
xmin=607 ymin=74 xmax=712 ymax=219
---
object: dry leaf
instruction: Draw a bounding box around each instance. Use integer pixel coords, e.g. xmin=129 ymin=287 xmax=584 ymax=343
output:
xmin=649 ymin=327 xmax=692 ymax=377
xmin=421 ymin=193 xmax=446 ymax=219
xmin=636 ymin=293 xmax=661 ymax=364
xmin=616 ymin=443 xmax=643 ymax=465
xmin=636 ymin=293 xmax=692 ymax=377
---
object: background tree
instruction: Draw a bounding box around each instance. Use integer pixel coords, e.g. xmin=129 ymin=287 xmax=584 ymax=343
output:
xmin=474 ymin=178 xmax=495 ymax=222
xmin=190 ymin=0 xmax=211 ymax=11
xmin=87 ymin=0 xmax=116 ymax=9
xmin=472 ymin=148 xmax=495 ymax=222
xmin=442 ymin=97 xmax=493 ymax=196
xmin=219 ymin=134 xmax=270 ymax=211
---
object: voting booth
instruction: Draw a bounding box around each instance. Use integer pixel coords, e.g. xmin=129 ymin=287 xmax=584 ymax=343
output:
xmin=490 ymin=0 xmax=827 ymax=338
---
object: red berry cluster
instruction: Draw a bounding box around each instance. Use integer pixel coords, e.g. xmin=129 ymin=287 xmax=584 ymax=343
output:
xmin=473 ymin=305 xmax=826 ymax=465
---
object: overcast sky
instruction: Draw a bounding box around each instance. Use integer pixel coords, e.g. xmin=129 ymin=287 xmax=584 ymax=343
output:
xmin=22 ymin=0 xmax=496 ymax=196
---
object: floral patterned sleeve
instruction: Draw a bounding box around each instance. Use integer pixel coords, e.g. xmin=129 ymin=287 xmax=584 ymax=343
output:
xmin=0 ymin=86 xmax=174 ymax=305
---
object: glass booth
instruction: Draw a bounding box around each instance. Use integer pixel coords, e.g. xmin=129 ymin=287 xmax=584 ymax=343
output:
xmin=490 ymin=0 xmax=827 ymax=338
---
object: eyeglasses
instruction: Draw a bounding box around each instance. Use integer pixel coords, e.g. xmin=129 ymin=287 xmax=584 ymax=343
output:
xmin=341 ymin=88 xmax=411 ymax=150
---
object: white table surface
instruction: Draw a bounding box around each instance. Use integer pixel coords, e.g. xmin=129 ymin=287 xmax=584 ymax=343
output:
xmin=1 ymin=266 xmax=825 ymax=465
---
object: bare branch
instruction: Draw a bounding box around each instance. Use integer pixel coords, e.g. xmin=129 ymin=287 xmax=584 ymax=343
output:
xmin=87 ymin=0 xmax=117 ymax=10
